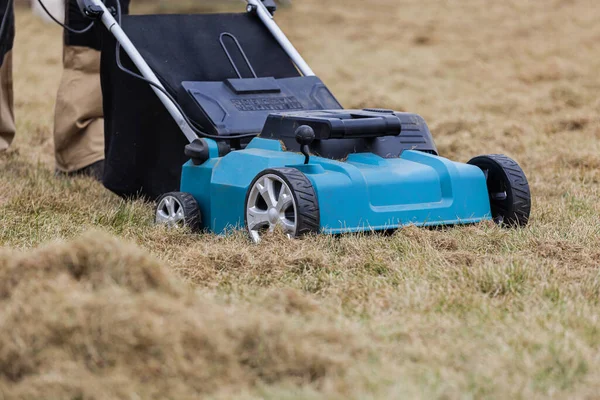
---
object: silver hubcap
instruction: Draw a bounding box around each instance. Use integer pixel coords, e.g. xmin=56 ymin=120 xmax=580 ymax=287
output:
xmin=246 ymin=174 xmax=297 ymax=243
xmin=156 ymin=196 xmax=186 ymax=227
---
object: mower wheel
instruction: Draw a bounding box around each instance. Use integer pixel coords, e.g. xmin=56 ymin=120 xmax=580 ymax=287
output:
xmin=155 ymin=192 xmax=201 ymax=231
xmin=245 ymin=168 xmax=320 ymax=243
xmin=468 ymin=154 xmax=531 ymax=227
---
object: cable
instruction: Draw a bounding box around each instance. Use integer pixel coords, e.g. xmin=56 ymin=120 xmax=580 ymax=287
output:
xmin=2 ymin=0 xmax=92 ymax=61
xmin=36 ymin=0 xmax=94 ymax=34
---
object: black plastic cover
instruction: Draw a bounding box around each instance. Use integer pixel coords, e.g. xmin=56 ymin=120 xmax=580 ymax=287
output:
xmin=261 ymin=109 xmax=439 ymax=159
xmin=178 ymin=76 xmax=342 ymax=135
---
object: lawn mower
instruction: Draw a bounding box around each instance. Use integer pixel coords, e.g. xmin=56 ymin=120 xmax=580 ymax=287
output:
xmin=75 ymin=0 xmax=531 ymax=242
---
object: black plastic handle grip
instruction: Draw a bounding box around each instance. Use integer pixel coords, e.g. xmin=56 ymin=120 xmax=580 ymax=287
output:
xmin=327 ymin=116 xmax=401 ymax=139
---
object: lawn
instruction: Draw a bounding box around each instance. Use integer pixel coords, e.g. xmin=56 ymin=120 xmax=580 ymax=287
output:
xmin=1 ymin=1 xmax=600 ymax=398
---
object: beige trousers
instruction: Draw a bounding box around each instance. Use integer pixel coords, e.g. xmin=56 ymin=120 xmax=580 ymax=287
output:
xmin=0 ymin=46 xmax=104 ymax=172
xmin=54 ymin=45 xmax=104 ymax=172
xmin=0 ymin=51 xmax=15 ymax=152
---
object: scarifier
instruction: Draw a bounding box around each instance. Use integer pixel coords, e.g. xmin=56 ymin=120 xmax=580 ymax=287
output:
xmin=74 ymin=0 xmax=531 ymax=241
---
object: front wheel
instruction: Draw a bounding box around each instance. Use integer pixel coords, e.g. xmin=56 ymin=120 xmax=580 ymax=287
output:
xmin=155 ymin=192 xmax=202 ymax=231
xmin=245 ymin=168 xmax=320 ymax=243
xmin=468 ymin=154 xmax=531 ymax=227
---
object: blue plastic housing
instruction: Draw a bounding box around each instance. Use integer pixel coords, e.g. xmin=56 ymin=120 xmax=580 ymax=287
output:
xmin=180 ymin=138 xmax=492 ymax=234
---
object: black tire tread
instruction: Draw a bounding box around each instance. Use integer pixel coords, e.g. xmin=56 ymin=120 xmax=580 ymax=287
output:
xmin=468 ymin=154 xmax=531 ymax=227
xmin=276 ymin=168 xmax=320 ymax=235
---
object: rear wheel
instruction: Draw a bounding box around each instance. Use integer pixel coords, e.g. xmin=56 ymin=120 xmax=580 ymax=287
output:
xmin=155 ymin=192 xmax=201 ymax=231
xmin=245 ymin=168 xmax=320 ymax=243
xmin=468 ymin=154 xmax=531 ymax=227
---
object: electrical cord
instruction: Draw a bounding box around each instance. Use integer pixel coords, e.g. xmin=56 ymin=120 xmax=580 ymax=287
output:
xmin=36 ymin=0 xmax=94 ymax=34
xmin=0 ymin=0 xmax=94 ymax=36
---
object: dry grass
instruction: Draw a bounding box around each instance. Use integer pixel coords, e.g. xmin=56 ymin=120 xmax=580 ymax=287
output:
xmin=1 ymin=0 xmax=600 ymax=398
xmin=0 ymin=233 xmax=371 ymax=399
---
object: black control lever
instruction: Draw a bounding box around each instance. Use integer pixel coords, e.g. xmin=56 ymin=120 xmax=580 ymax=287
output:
xmin=246 ymin=0 xmax=277 ymax=16
xmin=262 ymin=0 xmax=277 ymax=14
xmin=295 ymin=125 xmax=315 ymax=165
xmin=76 ymin=0 xmax=104 ymax=19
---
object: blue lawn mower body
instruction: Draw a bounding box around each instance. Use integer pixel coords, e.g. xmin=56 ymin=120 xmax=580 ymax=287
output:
xmin=180 ymin=137 xmax=492 ymax=236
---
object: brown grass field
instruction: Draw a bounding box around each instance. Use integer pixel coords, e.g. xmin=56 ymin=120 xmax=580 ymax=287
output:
xmin=1 ymin=0 xmax=600 ymax=398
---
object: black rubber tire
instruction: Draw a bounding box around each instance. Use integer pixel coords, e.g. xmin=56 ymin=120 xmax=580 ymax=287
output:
xmin=468 ymin=154 xmax=531 ymax=227
xmin=245 ymin=167 xmax=320 ymax=238
xmin=155 ymin=192 xmax=202 ymax=231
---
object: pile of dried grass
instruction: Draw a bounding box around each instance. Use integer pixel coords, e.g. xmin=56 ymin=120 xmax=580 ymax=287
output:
xmin=0 ymin=233 xmax=369 ymax=399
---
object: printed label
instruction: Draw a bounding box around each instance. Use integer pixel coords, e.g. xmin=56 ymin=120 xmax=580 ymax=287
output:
xmin=231 ymin=96 xmax=304 ymax=112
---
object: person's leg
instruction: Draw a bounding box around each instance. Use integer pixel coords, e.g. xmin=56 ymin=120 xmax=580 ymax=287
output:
xmin=0 ymin=0 xmax=15 ymax=152
xmin=53 ymin=43 xmax=104 ymax=174
xmin=0 ymin=50 xmax=14 ymax=152
xmin=53 ymin=0 xmax=129 ymax=176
